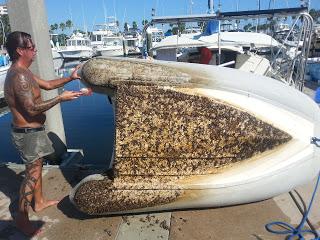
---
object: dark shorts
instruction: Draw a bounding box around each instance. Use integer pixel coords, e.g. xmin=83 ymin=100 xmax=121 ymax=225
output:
xmin=11 ymin=126 xmax=55 ymax=164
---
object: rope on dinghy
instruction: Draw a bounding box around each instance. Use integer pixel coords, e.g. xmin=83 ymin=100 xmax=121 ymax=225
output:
xmin=265 ymin=137 xmax=320 ymax=240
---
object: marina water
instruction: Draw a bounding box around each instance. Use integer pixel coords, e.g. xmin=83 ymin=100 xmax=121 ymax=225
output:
xmin=0 ymin=60 xmax=115 ymax=167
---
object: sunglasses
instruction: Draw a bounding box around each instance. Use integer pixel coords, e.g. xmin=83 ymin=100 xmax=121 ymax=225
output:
xmin=20 ymin=43 xmax=36 ymax=51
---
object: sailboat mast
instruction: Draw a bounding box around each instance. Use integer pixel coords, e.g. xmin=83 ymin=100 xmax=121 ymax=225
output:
xmin=208 ymin=0 xmax=214 ymax=14
xmin=102 ymin=0 xmax=107 ymax=24
xmin=189 ymin=0 xmax=193 ymax=15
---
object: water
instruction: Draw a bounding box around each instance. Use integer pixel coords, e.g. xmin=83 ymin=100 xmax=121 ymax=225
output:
xmin=0 ymin=61 xmax=115 ymax=166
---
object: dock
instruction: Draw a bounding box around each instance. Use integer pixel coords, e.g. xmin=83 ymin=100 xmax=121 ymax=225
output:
xmin=0 ymin=84 xmax=319 ymax=240
xmin=0 ymin=165 xmax=320 ymax=240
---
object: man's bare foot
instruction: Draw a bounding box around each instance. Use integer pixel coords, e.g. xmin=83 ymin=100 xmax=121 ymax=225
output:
xmin=15 ymin=215 xmax=42 ymax=237
xmin=33 ymin=199 xmax=60 ymax=212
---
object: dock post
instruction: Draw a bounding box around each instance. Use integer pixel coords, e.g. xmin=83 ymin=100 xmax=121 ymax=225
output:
xmin=7 ymin=0 xmax=67 ymax=161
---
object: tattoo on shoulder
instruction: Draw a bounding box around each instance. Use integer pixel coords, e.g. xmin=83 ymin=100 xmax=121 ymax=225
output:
xmin=12 ymin=71 xmax=36 ymax=111
xmin=14 ymin=72 xmax=33 ymax=94
xmin=10 ymin=68 xmax=61 ymax=115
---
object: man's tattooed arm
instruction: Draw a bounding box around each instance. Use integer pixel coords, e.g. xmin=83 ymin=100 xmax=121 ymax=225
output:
xmin=14 ymin=73 xmax=62 ymax=116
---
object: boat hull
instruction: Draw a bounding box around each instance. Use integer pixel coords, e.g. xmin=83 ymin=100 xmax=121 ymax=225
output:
xmin=51 ymin=49 xmax=63 ymax=70
xmin=59 ymin=49 xmax=93 ymax=60
xmin=71 ymin=57 xmax=320 ymax=215
xmin=0 ymin=64 xmax=10 ymax=97
xmin=98 ymin=48 xmax=124 ymax=57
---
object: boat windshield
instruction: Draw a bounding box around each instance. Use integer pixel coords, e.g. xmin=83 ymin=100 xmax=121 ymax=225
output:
xmin=126 ymin=39 xmax=136 ymax=47
xmin=103 ymin=37 xmax=122 ymax=46
xmin=151 ymin=31 xmax=164 ymax=43
xmin=91 ymin=35 xmax=102 ymax=41
xmin=67 ymin=39 xmax=90 ymax=46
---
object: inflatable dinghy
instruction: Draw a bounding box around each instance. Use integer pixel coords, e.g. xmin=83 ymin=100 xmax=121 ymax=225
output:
xmin=70 ymin=57 xmax=320 ymax=215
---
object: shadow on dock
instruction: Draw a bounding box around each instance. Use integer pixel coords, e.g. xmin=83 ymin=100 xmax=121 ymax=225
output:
xmin=0 ymin=220 xmax=44 ymax=240
xmin=0 ymin=166 xmax=23 ymax=218
xmin=0 ymin=166 xmax=45 ymax=239
xmin=57 ymin=195 xmax=95 ymax=220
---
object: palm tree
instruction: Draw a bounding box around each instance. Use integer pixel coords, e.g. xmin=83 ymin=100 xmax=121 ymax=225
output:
xmin=66 ymin=20 xmax=73 ymax=32
xmin=132 ymin=21 xmax=138 ymax=30
xmin=49 ymin=25 xmax=54 ymax=34
xmin=59 ymin=22 xmax=66 ymax=33
xmin=50 ymin=25 xmax=54 ymax=33
xmin=142 ymin=19 xmax=148 ymax=26
xmin=59 ymin=23 xmax=66 ymax=45
xmin=54 ymin=23 xmax=58 ymax=31
xmin=0 ymin=15 xmax=9 ymax=46
xmin=171 ymin=23 xmax=186 ymax=35
xmin=50 ymin=23 xmax=58 ymax=33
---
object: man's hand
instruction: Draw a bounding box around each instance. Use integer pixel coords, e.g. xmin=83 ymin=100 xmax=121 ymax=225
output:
xmin=60 ymin=91 xmax=83 ymax=101
xmin=70 ymin=64 xmax=82 ymax=80
xmin=35 ymin=64 xmax=82 ymax=90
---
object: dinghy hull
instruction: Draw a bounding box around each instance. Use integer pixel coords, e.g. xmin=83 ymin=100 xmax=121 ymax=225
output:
xmin=70 ymin=57 xmax=320 ymax=215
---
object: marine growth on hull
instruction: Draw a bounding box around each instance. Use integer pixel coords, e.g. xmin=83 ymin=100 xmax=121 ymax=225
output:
xmin=72 ymin=58 xmax=292 ymax=215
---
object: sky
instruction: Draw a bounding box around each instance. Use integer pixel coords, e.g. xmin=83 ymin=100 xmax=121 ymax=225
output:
xmin=1 ymin=0 xmax=320 ymax=33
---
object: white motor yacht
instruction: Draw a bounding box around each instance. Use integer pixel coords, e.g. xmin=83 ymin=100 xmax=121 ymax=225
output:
xmin=58 ymin=32 xmax=94 ymax=60
xmin=97 ymin=35 xmax=124 ymax=57
xmin=91 ymin=23 xmax=114 ymax=54
xmin=146 ymin=27 xmax=164 ymax=48
xmin=123 ymin=29 xmax=143 ymax=55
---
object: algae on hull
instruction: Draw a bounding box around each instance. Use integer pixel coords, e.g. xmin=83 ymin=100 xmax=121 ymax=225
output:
xmin=114 ymin=84 xmax=291 ymax=176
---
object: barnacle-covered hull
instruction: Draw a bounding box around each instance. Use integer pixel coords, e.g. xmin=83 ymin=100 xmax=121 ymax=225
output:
xmin=70 ymin=57 xmax=320 ymax=215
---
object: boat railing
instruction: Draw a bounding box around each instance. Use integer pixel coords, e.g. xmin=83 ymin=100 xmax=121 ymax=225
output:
xmin=218 ymin=60 xmax=235 ymax=67
xmin=270 ymin=12 xmax=313 ymax=91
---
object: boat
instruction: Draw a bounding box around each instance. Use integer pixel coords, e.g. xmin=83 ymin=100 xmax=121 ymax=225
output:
xmin=273 ymin=23 xmax=291 ymax=42
xmin=91 ymin=23 xmax=114 ymax=50
xmin=147 ymin=27 xmax=164 ymax=45
xmin=50 ymin=34 xmax=63 ymax=70
xmin=70 ymin=57 xmax=320 ymax=215
xmin=91 ymin=18 xmax=120 ymax=55
xmin=123 ymin=29 xmax=143 ymax=55
xmin=0 ymin=56 xmax=10 ymax=100
xmin=97 ymin=35 xmax=124 ymax=57
xmin=310 ymin=24 xmax=320 ymax=58
xmin=50 ymin=38 xmax=63 ymax=71
xmin=51 ymin=47 xmax=63 ymax=71
xmin=154 ymin=30 xmax=280 ymax=51
xmin=58 ymin=32 xmax=94 ymax=60
xmin=152 ymin=31 xmax=280 ymax=56
xmin=150 ymin=21 xmax=280 ymax=76
xmin=183 ymin=26 xmax=202 ymax=34
xmin=145 ymin=7 xmax=312 ymax=91
xmin=90 ymin=17 xmax=124 ymax=57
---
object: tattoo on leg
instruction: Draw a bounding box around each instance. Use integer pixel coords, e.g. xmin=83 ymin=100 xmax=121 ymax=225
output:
xmin=19 ymin=161 xmax=41 ymax=214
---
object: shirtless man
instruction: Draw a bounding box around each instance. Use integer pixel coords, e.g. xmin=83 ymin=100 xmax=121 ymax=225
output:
xmin=4 ymin=31 xmax=83 ymax=236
